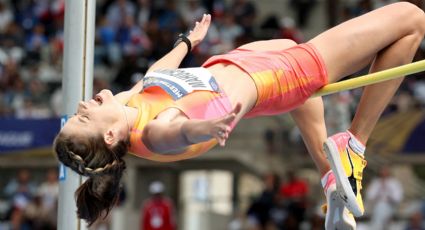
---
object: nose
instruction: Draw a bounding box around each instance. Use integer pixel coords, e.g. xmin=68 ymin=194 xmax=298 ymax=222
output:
xmin=77 ymin=101 xmax=88 ymax=112
xmin=78 ymin=101 xmax=87 ymax=108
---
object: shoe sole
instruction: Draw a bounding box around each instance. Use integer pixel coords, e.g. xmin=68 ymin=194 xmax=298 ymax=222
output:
xmin=324 ymin=138 xmax=363 ymax=217
xmin=326 ymin=189 xmax=356 ymax=230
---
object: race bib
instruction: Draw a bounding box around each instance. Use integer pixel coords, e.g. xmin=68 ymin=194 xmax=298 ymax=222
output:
xmin=143 ymin=67 xmax=220 ymax=100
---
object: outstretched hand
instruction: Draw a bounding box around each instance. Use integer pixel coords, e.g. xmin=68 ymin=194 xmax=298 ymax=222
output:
xmin=187 ymin=14 xmax=211 ymax=47
xmin=210 ymin=103 xmax=242 ymax=147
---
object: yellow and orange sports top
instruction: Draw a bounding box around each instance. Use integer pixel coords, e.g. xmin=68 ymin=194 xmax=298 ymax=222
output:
xmin=127 ymin=68 xmax=233 ymax=162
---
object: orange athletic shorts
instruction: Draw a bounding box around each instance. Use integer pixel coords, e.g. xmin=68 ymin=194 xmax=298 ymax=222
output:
xmin=202 ymin=43 xmax=328 ymax=118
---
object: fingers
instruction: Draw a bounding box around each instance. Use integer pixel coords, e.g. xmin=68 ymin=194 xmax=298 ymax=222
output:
xmin=200 ymin=14 xmax=208 ymax=23
xmin=221 ymin=103 xmax=242 ymax=124
xmin=212 ymin=102 xmax=240 ymax=147
xmin=232 ymin=103 xmax=242 ymax=115
xmin=215 ymin=126 xmax=231 ymax=147
xmin=196 ymin=14 xmax=211 ymax=27
xmin=222 ymin=113 xmax=237 ymax=125
xmin=203 ymin=14 xmax=211 ymax=26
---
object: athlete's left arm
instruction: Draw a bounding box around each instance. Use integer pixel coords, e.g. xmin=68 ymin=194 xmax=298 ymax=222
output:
xmin=146 ymin=14 xmax=211 ymax=73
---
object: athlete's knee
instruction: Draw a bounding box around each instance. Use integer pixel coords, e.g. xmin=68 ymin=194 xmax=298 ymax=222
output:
xmin=393 ymin=1 xmax=423 ymax=14
xmin=395 ymin=2 xmax=425 ymax=35
xmin=282 ymin=39 xmax=297 ymax=46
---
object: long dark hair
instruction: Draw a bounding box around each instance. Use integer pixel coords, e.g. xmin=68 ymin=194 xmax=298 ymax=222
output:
xmin=53 ymin=132 xmax=129 ymax=226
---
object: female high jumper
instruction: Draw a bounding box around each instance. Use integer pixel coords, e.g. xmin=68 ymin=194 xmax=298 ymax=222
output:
xmin=54 ymin=2 xmax=425 ymax=229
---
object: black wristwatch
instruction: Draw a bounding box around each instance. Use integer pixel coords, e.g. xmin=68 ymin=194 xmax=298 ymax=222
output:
xmin=174 ymin=33 xmax=192 ymax=52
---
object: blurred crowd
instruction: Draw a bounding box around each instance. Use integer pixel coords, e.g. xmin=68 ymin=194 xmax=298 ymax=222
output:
xmin=0 ymin=169 xmax=58 ymax=230
xmin=232 ymin=166 xmax=425 ymax=230
xmin=0 ymin=0 xmax=424 ymax=119
xmin=243 ymin=171 xmax=311 ymax=230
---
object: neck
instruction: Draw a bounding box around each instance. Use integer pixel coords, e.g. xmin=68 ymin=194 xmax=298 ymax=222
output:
xmin=122 ymin=106 xmax=138 ymax=133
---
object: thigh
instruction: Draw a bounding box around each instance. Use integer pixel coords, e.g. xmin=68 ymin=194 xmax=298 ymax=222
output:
xmin=309 ymin=2 xmax=424 ymax=83
xmin=238 ymin=39 xmax=297 ymax=51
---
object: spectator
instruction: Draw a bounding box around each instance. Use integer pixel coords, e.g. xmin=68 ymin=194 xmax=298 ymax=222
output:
xmin=263 ymin=128 xmax=276 ymax=154
xmin=0 ymin=2 xmax=13 ymax=33
xmin=50 ymin=86 xmax=62 ymax=117
xmin=412 ymin=80 xmax=425 ymax=106
xmin=216 ymin=12 xmax=243 ymax=51
xmin=181 ymin=0 xmax=207 ymax=26
xmin=405 ymin=211 xmax=425 ymax=230
xmin=232 ymin=0 xmax=256 ymax=35
xmin=366 ymin=165 xmax=403 ymax=230
xmin=324 ymin=92 xmax=352 ymax=135
xmin=96 ymin=15 xmax=120 ymax=65
xmin=24 ymin=195 xmax=56 ymax=230
xmin=279 ymin=17 xmax=304 ymax=44
xmin=141 ymin=181 xmax=176 ymax=230
xmin=326 ymin=0 xmax=340 ymax=27
xmin=15 ymin=78 xmax=51 ymax=119
xmin=157 ymin=0 xmax=184 ymax=33
xmin=136 ymin=0 xmax=153 ymax=29
xmin=27 ymin=23 xmax=47 ymax=51
xmin=3 ymin=169 xmax=37 ymax=230
xmin=289 ymin=0 xmax=317 ymax=28
xmin=3 ymin=169 xmax=37 ymax=206
xmin=0 ymin=22 xmax=25 ymax=51
xmin=279 ymin=170 xmax=309 ymax=229
xmin=37 ymin=169 xmax=59 ymax=214
xmin=246 ymin=173 xmax=280 ymax=230
xmin=106 ymin=0 xmax=136 ymax=29
xmin=117 ymin=15 xmax=151 ymax=57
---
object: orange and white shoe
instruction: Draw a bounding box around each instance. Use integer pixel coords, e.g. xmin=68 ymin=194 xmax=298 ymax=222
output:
xmin=322 ymin=171 xmax=356 ymax=230
xmin=324 ymin=131 xmax=367 ymax=217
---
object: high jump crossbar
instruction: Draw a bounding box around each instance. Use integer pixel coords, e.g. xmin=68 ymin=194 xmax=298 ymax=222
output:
xmin=312 ymin=59 xmax=425 ymax=97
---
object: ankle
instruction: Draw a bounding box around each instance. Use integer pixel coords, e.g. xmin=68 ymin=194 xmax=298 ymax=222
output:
xmin=347 ymin=130 xmax=365 ymax=155
xmin=321 ymin=170 xmax=335 ymax=193
xmin=347 ymin=129 xmax=366 ymax=145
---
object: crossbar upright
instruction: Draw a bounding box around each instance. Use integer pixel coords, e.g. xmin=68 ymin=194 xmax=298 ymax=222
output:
xmin=58 ymin=0 xmax=96 ymax=229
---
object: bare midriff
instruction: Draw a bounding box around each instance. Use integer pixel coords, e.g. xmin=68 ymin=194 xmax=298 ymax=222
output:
xmin=206 ymin=63 xmax=258 ymax=118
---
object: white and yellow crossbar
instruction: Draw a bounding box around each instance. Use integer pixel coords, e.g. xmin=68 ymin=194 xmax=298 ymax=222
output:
xmin=313 ymin=60 xmax=425 ymax=97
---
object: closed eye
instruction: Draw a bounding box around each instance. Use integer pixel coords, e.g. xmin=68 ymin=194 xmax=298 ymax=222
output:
xmin=77 ymin=114 xmax=89 ymax=123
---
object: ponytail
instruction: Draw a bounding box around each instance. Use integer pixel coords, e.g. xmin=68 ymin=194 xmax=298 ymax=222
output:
xmin=75 ymin=174 xmax=122 ymax=226
xmin=53 ymin=132 xmax=128 ymax=226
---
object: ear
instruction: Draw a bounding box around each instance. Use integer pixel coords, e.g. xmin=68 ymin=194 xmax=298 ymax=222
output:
xmin=104 ymin=129 xmax=117 ymax=147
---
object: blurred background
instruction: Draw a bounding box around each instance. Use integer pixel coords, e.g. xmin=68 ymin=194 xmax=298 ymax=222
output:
xmin=1 ymin=0 xmax=425 ymax=229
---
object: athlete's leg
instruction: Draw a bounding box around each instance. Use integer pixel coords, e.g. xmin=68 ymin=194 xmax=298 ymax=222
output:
xmin=308 ymin=2 xmax=425 ymax=216
xmin=240 ymin=38 xmax=355 ymax=227
xmin=290 ymin=97 xmax=329 ymax=175
xmin=291 ymin=98 xmax=356 ymax=230
xmin=309 ymin=2 xmax=425 ymax=142
xmin=237 ymin=39 xmax=297 ymax=51
xmin=244 ymin=30 xmax=359 ymax=229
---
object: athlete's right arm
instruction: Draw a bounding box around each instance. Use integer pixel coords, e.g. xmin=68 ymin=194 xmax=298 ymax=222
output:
xmin=143 ymin=103 xmax=241 ymax=153
xmin=146 ymin=14 xmax=211 ymax=73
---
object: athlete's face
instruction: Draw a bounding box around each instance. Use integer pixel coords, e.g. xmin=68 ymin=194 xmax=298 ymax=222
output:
xmin=61 ymin=89 xmax=125 ymax=139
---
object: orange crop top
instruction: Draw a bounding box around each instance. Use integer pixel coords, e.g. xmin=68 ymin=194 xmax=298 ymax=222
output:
xmin=126 ymin=68 xmax=233 ymax=162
